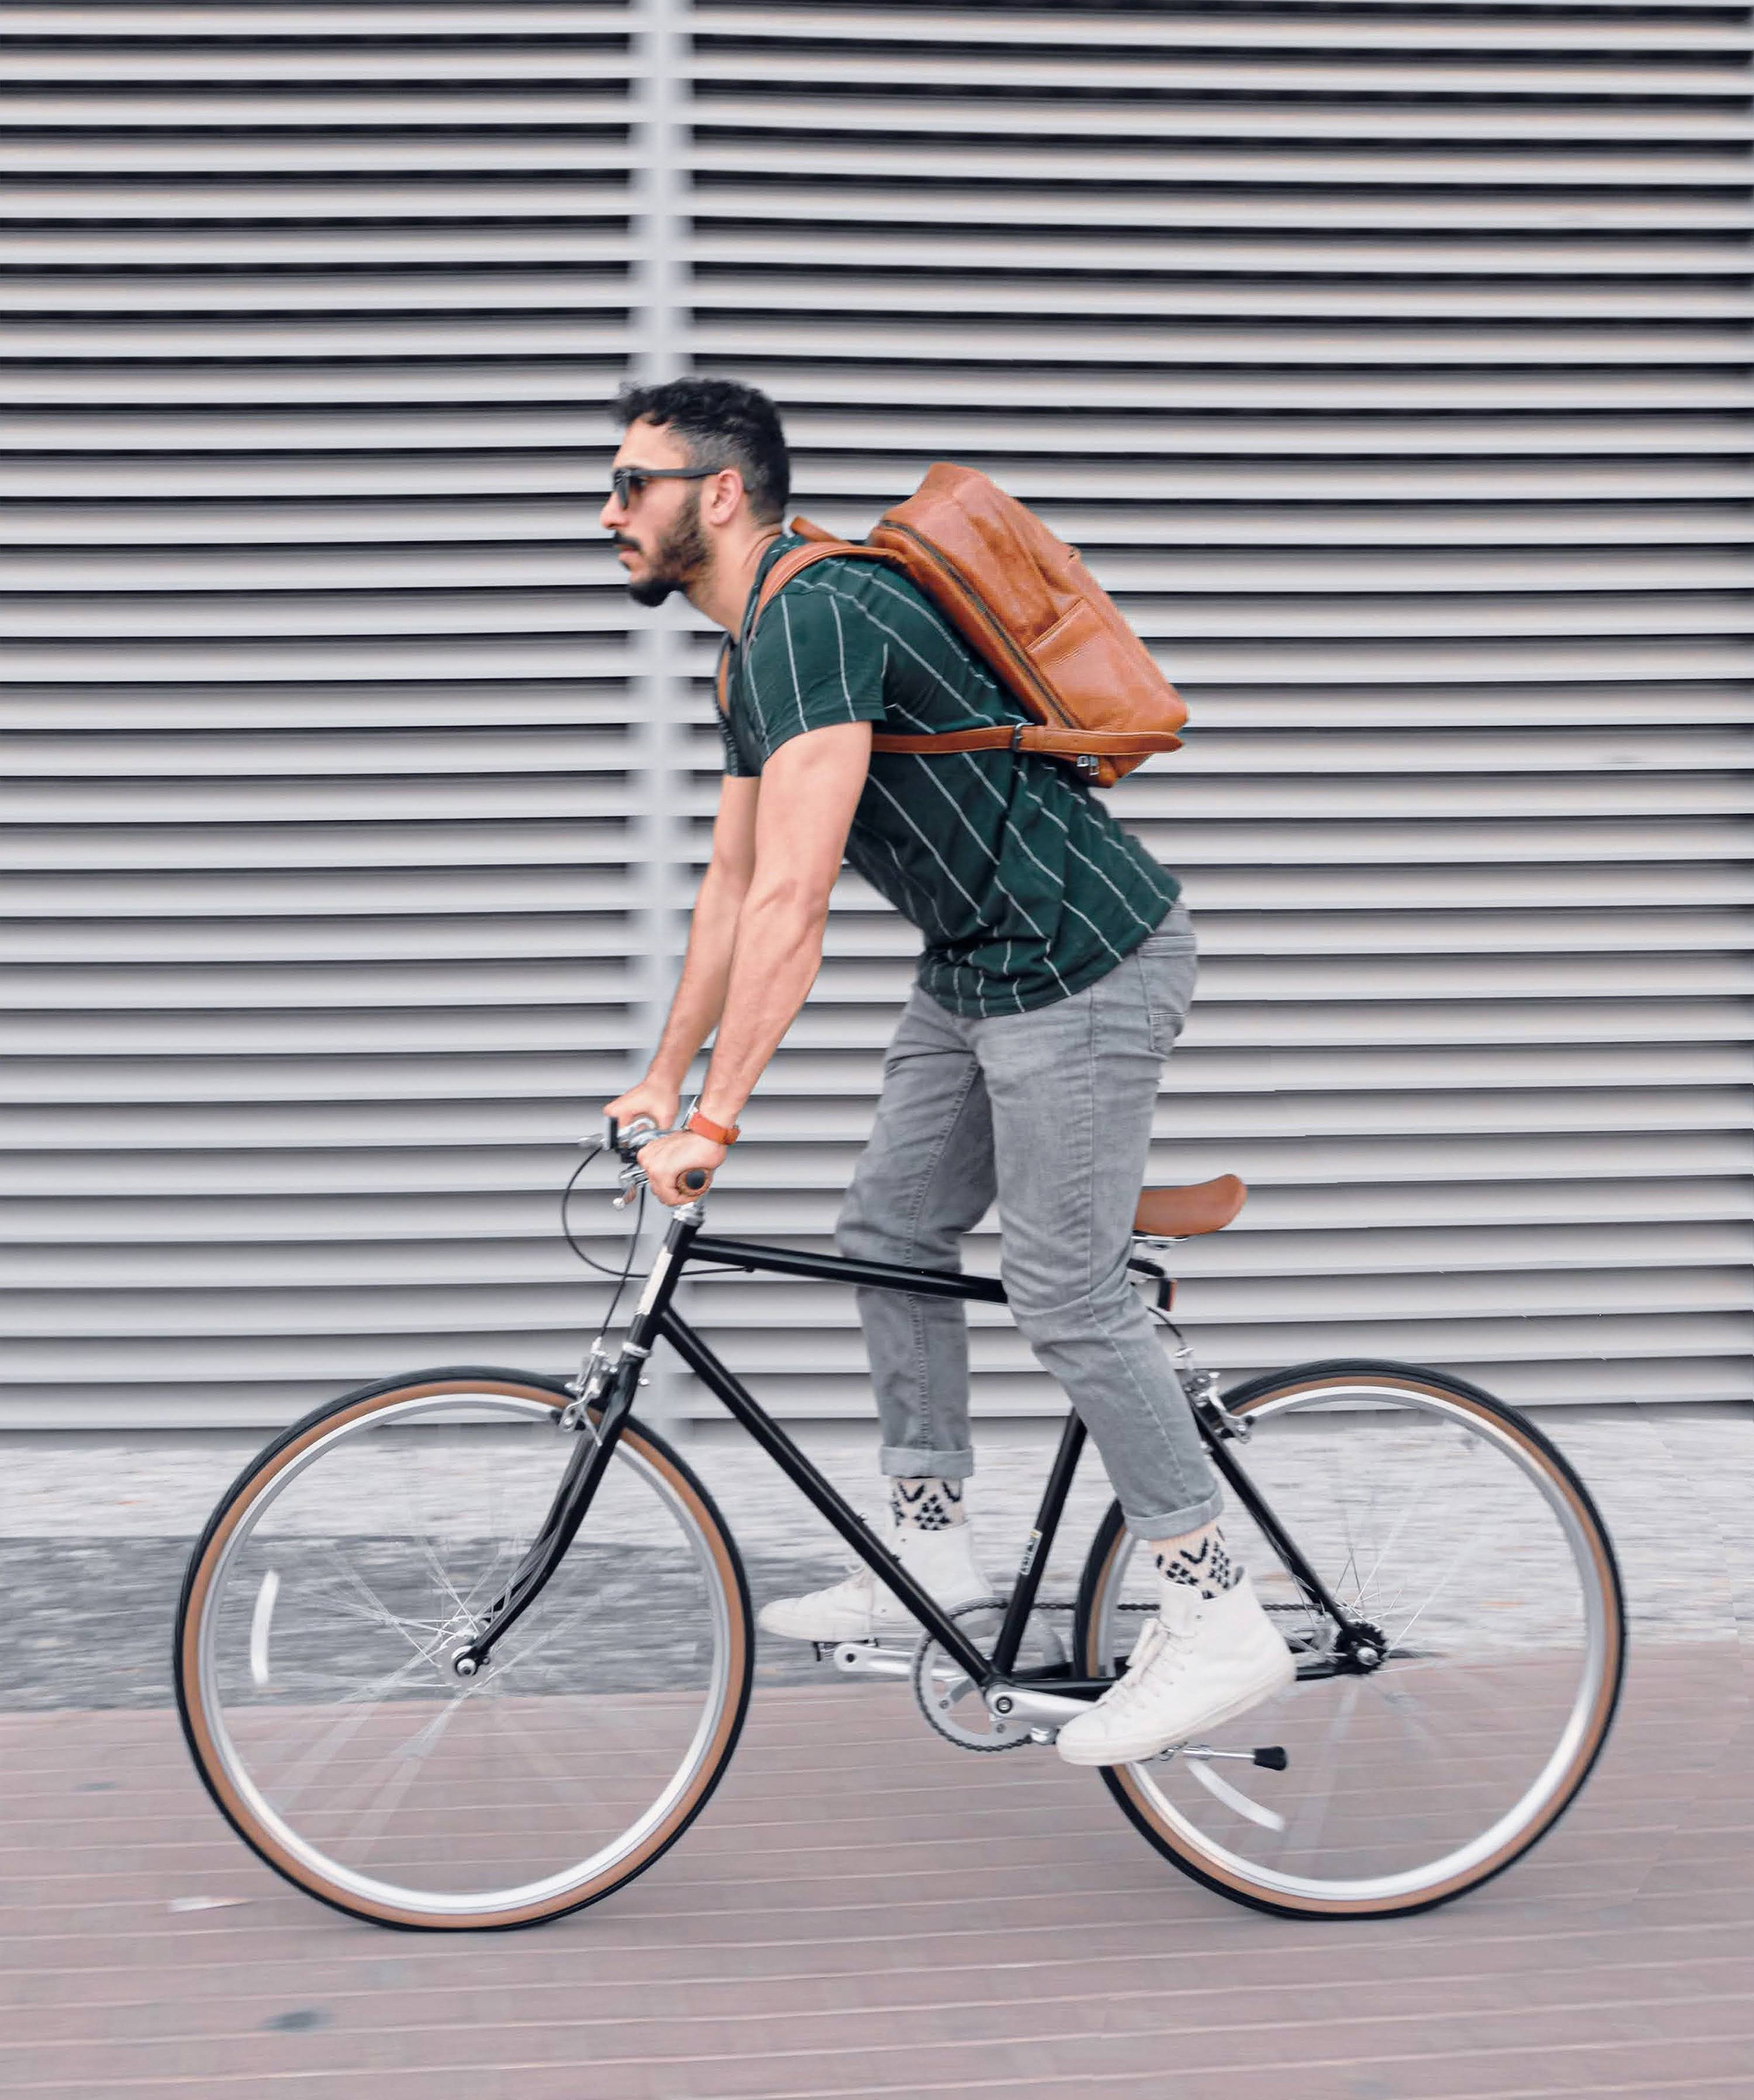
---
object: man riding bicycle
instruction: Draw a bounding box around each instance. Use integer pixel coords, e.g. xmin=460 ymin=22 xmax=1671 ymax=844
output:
xmin=600 ymin=377 xmax=1293 ymax=1766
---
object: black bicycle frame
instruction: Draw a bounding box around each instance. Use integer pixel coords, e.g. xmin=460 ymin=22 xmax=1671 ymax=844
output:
xmin=461 ymin=1200 xmax=1361 ymax=1688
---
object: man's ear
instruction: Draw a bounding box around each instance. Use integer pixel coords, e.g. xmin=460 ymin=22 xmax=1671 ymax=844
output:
xmin=702 ymin=467 xmax=746 ymax=527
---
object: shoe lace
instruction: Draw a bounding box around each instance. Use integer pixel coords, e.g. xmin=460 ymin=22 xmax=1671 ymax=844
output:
xmin=1095 ymin=1612 xmax=1194 ymax=1714
xmin=826 ymin=1557 xmax=879 ymax=1603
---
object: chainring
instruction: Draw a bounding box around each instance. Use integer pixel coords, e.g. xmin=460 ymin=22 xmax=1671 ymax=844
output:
xmin=911 ymin=1596 xmax=1074 ymax=1753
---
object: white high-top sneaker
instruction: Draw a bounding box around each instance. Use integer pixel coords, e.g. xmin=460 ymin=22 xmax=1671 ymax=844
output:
xmin=757 ymin=1516 xmax=992 ymax=1643
xmin=1054 ymin=1572 xmax=1295 ymax=1767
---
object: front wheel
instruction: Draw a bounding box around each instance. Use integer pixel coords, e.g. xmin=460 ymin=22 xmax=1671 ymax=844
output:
xmin=176 ymin=1367 xmax=753 ymax=1930
xmin=1076 ymin=1360 xmax=1625 ymax=1918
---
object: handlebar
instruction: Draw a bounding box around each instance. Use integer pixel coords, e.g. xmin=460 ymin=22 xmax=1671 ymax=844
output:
xmin=601 ymin=1117 xmax=715 ymax=1198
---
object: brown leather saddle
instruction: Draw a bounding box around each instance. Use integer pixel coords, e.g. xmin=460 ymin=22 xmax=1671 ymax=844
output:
xmin=1132 ymin=1174 xmax=1247 ymax=1241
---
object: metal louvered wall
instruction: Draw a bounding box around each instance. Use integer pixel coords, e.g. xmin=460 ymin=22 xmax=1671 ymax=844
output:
xmin=2 ymin=4 xmax=658 ymax=1426
xmin=3 ymin=4 xmax=1749 ymax=1431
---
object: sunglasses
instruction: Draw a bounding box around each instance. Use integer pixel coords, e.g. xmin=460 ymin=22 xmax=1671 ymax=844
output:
xmin=609 ymin=463 xmax=729 ymax=507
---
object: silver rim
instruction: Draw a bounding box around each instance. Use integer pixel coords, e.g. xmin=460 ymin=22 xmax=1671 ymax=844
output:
xmin=194 ymin=1389 xmax=735 ymax=1922
xmin=1093 ymin=1379 xmax=1617 ymax=1909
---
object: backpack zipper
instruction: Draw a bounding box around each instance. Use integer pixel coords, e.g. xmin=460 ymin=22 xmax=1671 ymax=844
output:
xmin=880 ymin=519 xmax=1079 ymax=733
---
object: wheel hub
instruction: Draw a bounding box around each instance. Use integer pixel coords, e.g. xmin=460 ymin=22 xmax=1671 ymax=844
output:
xmin=1335 ymin=1618 xmax=1388 ymax=1673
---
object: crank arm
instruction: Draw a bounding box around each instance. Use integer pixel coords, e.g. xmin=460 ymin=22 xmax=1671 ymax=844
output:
xmin=983 ymin=1681 xmax=1099 ymax=1730
xmin=829 ymin=1641 xmax=915 ymax=1680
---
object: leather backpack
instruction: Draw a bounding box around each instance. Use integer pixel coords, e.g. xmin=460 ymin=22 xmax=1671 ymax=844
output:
xmin=717 ymin=462 xmax=1187 ymax=788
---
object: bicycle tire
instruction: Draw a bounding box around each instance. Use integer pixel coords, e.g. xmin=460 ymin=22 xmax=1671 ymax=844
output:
xmin=175 ymin=1365 xmax=754 ymax=1931
xmin=1074 ymin=1358 xmax=1625 ymax=1919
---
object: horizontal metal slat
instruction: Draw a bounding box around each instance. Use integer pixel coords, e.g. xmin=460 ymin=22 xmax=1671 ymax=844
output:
xmin=696 ymin=230 xmax=1754 ymax=276
xmin=0 ymin=91 xmax=637 ymax=126
xmin=700 ymin=6 xmax=1754 ymax=54
xmin=0 ymin=498 xmax=602 ymax=543
xmin=693 ymin=278 xmax=1753 ymax=320
xmin=686 ymin=49 xmax=1749 ymax=96
xmin=0 ymin=136 xmax=639 ymax=175
xmin=0 ymin=819 xmax=631 ymax=875
xmin=0 ymin=407 xmax=617 ymax=448
xmin=0 ymin=640 xmax=639 ymax=683
xmin=691 ymin=137 xmax=1753 ymax=186
xmin=696 ymin=318 xmax=1754 ymax=368
xmin=0 ymin=273 xmax=638 ymax=313
xmin=686 ymin=92 xmax=1754 ymax=143
xmin=0 ymin=867 xmax=634 ymax=918
xmin=689 ymin=186 xmax=1754 ymax=234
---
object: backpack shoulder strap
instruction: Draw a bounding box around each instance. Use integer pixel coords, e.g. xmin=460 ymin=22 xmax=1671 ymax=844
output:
xmin=722 ymin=538 xmax=889 ymax=716
xmin=750 ymin=538 xmax=893 ymax=632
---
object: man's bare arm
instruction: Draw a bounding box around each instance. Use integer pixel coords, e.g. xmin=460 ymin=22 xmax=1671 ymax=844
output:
xmin=695 ymin=721 xmax=871 ymax=1129
xmin=603 ymin=775 xmax=758 ymax=1130
xmin=637 ymin=721 xmax=869 ymax=1201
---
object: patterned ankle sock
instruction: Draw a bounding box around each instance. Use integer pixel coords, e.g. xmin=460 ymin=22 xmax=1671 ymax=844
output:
xmin=1149 ymin=1520 xmax=1241 ymax=1602
xmin=890 ymin=1477 xmax=967 ymax=1532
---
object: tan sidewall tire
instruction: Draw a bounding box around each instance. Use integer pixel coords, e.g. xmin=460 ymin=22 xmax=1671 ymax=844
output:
xmin=1075 ymin=1365 xmax=1625 ymax=1919
xmin=175 ymin=1371 xmax=753 ymax=1931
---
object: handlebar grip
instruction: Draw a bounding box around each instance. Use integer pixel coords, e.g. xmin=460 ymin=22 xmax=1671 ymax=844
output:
xmin=680 ymin=1168 xmax=712 ymax=1194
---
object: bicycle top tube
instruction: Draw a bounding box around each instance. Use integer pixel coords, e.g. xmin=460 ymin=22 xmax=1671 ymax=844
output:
xmin=685 ymin=1231 xmax=1009 ymax=1303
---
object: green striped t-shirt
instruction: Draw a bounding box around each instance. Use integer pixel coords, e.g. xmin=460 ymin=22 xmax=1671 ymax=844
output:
xmin=717 ymin=533 xmax=1180 ymax=1019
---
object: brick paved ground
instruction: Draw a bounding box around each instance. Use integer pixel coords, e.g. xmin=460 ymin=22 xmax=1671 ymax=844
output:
xmin=4 ymin=1403 xmax=1752 ymax=2097
xmin=2 ymin=1639 xmax=1752 ymax=2100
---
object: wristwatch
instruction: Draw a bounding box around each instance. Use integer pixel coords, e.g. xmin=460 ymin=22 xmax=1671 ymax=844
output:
xmin=683 ymin=1107 xmax=741 ymax=1147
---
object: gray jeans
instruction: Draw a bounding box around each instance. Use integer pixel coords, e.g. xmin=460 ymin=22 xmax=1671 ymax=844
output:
xmin=836 ymin=900 xmax=1219 ymax=1540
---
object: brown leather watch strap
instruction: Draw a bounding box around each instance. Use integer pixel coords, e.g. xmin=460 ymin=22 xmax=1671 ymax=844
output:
xmin=684 ymin=1107 xmax=740 ymax=1147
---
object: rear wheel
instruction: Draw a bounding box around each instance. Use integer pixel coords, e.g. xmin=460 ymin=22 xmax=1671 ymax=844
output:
xmin=176 ymin=1367 xmax=752 ymax=1930
xmin=1076 ymin=1360 xmax=1624 ymax=1918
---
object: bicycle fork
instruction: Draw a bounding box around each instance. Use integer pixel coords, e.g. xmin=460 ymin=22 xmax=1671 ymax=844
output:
xmin=450 ymin=1201 xmax=704 ymax=1678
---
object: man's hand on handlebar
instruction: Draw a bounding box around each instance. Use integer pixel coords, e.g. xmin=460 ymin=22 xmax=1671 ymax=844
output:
xmin=636 ymin=1128 xmax=725 ymax=1207
xmin=603 ymin=1078 xmax=679 ymax=1137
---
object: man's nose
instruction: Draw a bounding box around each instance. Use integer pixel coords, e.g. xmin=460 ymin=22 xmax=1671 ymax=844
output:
xmin=599 ymin=493 xmax=623 ymax=533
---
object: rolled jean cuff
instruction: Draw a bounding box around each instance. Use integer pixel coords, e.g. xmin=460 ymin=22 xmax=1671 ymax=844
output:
xmin=1123 ymin=1484 xmax=1224 ymax=1543
xmin=880 ymin=1442 xmax=975 ymax=1482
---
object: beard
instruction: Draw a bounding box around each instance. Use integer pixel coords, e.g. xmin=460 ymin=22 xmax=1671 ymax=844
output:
xmin=620 ymin=489 xmax=712 ymax=607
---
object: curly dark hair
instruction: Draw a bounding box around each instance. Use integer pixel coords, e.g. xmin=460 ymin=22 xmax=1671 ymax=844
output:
xmin=612 ymin=376 xmax=790 ymax=525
